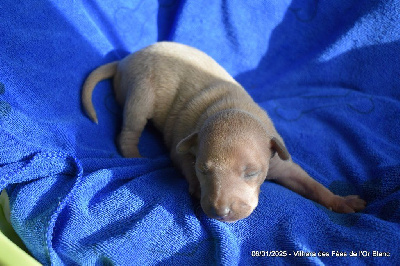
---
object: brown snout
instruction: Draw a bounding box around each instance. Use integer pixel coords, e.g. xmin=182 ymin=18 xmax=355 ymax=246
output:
xmin=202 ymin=196 xmax=256 ymax=222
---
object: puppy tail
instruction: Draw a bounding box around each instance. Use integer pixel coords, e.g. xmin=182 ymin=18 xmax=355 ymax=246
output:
xmin=81 ymin=61 xmax=118 ymax=124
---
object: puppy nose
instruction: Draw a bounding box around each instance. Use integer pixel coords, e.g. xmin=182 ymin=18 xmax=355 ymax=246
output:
xmin=210 ymin=206 xmax=231 ymax=218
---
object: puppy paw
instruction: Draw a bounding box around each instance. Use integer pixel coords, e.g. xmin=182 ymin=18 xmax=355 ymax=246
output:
xmin=331 ymin=195 xmax=366 ymax=213
xmin=120 ymin=147 xmax=141 ymax=158
xmin=117 ymin=132 xmax=141 ymax=158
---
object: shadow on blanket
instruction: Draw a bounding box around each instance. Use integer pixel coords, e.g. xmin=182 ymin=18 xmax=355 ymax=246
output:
xmin=236 ymin=1 xmax=382 ymax=93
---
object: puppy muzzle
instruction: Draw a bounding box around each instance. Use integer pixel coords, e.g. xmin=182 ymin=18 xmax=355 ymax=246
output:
xmin=202 ymin=199 xmax=254 ymax=222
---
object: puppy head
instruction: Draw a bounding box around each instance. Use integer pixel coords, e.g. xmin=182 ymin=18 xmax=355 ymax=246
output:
xmin=177 ymin=110 xmax=289 ymax=222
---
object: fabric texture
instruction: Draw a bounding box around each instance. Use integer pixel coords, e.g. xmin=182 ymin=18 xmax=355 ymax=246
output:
xmin=1 ymin=0 xmax=399 ymax=264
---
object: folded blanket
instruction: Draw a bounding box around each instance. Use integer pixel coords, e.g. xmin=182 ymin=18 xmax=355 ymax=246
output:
xmin=1 ymin=0 xmax=399 ymax=264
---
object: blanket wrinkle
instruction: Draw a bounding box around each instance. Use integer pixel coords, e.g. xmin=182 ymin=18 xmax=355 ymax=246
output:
xmin=156 ymin=0 xmax=181 ymax=41
xmin=0 ymin=151 xmax=81 ymax=191
xmin=0 ymin=151 xmax=83 ymax=264
xmin=1 ymin=0 xmax=399 ymax=264
xmin=235 ymin=1 xmax=382 ymax=91
xmin=81 ymin=1 xmax=128 ymax=50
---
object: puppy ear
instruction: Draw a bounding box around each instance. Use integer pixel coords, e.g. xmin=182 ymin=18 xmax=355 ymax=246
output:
xmin=271 ymin=137 xmax=290 ymax=160
xmin=176 ymin=132 xmax=198 ymax=154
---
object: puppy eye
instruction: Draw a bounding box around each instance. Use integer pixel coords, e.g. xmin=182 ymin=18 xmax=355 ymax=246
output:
xmin=198 ymin=169 xmax=207 ymax=175
xmin=196 ymin=167 xmax=209 ymax=175
xmin=244 ymin=171 xmax=260 ymax=179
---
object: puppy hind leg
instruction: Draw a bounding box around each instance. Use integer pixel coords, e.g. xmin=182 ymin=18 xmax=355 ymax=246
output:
xmin=118 ymin=89 xmax=155 ymax=158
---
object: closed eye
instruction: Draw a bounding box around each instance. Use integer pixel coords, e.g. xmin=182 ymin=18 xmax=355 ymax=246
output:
xmin=197 ymin=169 xmax=208 ymax=175
xmin=196 ymin=160 xmax=220 ymax=176
xmin=196 ymin=165 xmax=210 ymax=175
xmin=244 ymin=171 xmax=261 ymax=179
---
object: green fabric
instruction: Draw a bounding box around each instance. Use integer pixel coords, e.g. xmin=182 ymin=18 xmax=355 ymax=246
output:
xmin=0 ymin=189 xmax=41 ymax=266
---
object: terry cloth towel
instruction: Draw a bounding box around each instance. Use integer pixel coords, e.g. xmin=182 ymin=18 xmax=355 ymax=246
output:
xmin=0 ymin=0 xmax=399 ymax=265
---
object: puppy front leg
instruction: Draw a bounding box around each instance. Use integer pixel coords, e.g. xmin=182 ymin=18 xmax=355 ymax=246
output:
xmin=267 ymin=157 xmax=366 ymax=213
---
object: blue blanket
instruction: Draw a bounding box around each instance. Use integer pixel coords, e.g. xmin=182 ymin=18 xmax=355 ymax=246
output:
xmin=1 ymin=0 xmax=399 ymax=264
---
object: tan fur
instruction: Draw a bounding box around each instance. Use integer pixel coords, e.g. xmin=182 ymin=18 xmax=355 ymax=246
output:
xmin=82 ymin=62 xmax=118 ymax=124
xmin=82 ymin=42 xmax=366 ymax=222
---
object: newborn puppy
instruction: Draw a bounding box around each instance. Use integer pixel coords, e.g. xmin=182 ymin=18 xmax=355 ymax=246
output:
xmin=82 ymin=42 xmax=366 ymax=222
